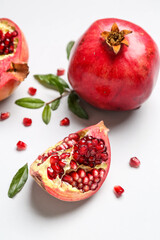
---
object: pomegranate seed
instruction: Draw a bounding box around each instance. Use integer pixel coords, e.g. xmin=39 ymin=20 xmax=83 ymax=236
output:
xmin=56 ymin=145 xmax=63 ymax=151
xmin=68 ymin=133 xmax=80 ymax=141
xmin=11 ymin=30 xmax=18 ymax=38
xmin=70 ymin=160 xmax=78 ymax=170
xmin=92 ymin=138 xmax=99 ymax=146
xmin=87 ymin=173 xmax=94 ymax=181
xmin=50 ymin=156 xmax=59 ymax=165
xmin=16 ymin=141 xmax=27 ymax=150
xmin=4 ymin=48 xmax=9 ymax=54
xmin=79 ymin=145 xmax=88 ymax=155
xmin=38 ymin=155 xmax=42 ymax=160
xmin=78 ymin=183 xmax=83 ymax=189
xmin=5 ymin=32 xmax=12 ymax=39
xmin=42 ymin=156 xmax=48 ymax=162
xmin=58 ymin=160 xmax=66 ymax=168
xmin=0 ymin=112 xmax=10 ymax=120
xmin=99 ymin=169 xmax=105 ymax=178
xmin=82 ymin=176 xmax=89 ymax=184
xmin=94 ymin=177 xmax=101 ymax=183
xmin=57 ymin=68 xmax=65 ymax=76
xmin=0 ymin=43 xmax=5 ymax=51
xmin=129 ymin=157 xmax=140 ymax=168
xmin=83 ymin=185 xmax=90 ymax=192
xmin=23 ymin=117 xmax=32 ymax=126
xmin=62 ymin=175 xmax=73 ymax=183
xmin=61 ymin=142 xmax=69 ymax=149
xmin=28 ymin=87 xmax=37 ymax=96
xmin=77 ymin=168 xmax=86 ymax=178
xmin=9 ymin=45 xmax=14 ymax=53
xmin=4 ymin=38 xmax=10 ymax=46
xmin=91 ymin=169 xmax=99 ymax=177
xmin=100 ymin=152 xmax=108 ymax=161
xmin=59 ymin=152 xmax=70 ymax=159
xmin=77 ymin=177 xmax=82 ymax=183
xmin=47 ymin=167 xmax=57 ymax=180
xmin=72 ymin=181 xmax=77 ymax=187
xmin=52 ymin=164 xmax=62 ymax=173
xmin=78 ymin=156 xmax=85 ymax=164
xmin=70 ymin=172 xmax=79 ymax=181
xmin=60 ymin=117 xmax=70 ymax=126
xmin=91 ymin=183 xmax=98 ymax=190
xmin=73 ymin=151 xmax=80 ymax=161
xmin=114 ymin=185 xmax=124 ymax=197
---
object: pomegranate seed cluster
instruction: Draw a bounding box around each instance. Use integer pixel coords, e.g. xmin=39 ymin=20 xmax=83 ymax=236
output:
xmin=62 ymin=168 xmax=105 ymax=192
xmin=73 ymin=136 xmax=108 ymax=167
xmin=37 ymin=132 xmax=108 ymax=193
xmin=0 ymin=29 xmax=18 ymax=55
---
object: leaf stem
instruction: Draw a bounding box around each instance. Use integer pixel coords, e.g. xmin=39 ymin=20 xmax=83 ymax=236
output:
xmin=46 ymin=90 xmax=72 ymax=105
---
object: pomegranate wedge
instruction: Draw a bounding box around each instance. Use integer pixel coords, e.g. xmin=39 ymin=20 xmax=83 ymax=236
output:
xmin=30 ymin=121 xmax=111 ymax=201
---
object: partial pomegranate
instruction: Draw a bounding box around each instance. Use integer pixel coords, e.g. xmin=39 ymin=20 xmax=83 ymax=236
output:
xmin=68 ymin=18 xmax=160 ymax=110
xmin=114 ymin=185 xmax=124 ymax=197
xmin=0 ymin=18 xmax=29 ymax=101
xmin=129 ymin=157 xmax=140 ymax=168
xmin=30 ymin=121 xmax=111 ymax=201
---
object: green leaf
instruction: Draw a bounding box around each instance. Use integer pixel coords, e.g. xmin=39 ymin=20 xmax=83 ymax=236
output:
xmin=66 ymin=41 xmax=75 ymax=60
xmin=42 ymin=104 xmax=51 ymax=124
xmin=34 ymin=74 xmax=70 ymax=94
xmin=15 ymin=98 xmax=44 ymax=109
xmin=68 ymin=91 xmax=89 ymax=119
xmin=51 ymin=99 xmax=60 ymax=111
xmin=8 ymin=163 xmax=28 ymax=198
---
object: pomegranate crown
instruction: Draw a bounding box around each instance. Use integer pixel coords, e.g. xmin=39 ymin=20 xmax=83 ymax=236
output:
xmin=101 ymin=22 xmax=132 ymax=54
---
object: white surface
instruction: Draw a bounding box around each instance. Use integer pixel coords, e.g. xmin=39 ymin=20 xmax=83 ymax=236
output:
xmin=1 ymin=0 xmax=160 ymax=239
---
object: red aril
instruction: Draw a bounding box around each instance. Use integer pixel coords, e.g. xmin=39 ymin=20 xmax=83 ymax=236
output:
xmin=28 ymin=87 xmax=37 ymax=96
xmin=17 ymin=141 xmax=27 ymax=150
xmin=0 ymin=112 xmax=10 ymax=120
xmin=57 ymin=68 xmax=65 ymax=76
xmin=68 ymin=18 xmax=160 ymax=110
xmin=60 ymin=117 xmax=70 ymax=126
xmin=0 ymin=18 xmax=29 ymax=101
xmin=114 ymin=185 xmax=124 ymax=197
xmin=129 ymin=157 xmax=140 ymax=168
xmin=23 ymin=117 xmax=32 ymax=127
xmin=30 ymin=121 xmax=111 ymax=201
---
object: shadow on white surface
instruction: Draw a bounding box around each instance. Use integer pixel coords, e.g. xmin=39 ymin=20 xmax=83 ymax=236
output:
xmin=30 ymin=181 xmax=91 ymax=217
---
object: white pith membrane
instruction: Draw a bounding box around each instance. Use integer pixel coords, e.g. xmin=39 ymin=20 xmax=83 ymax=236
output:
xmin=0 ymin=20 xmax=18 ymax=60
xmin=31 ymin=129 xmax=108 ymax=194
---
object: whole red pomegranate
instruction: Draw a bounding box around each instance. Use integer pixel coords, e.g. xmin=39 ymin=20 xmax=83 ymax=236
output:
xmin=0 ymin=18 xmax=29 ymax=101
xmin=68 ymin=18 xmax=160 ymax=110
xmin=30 ymin=121 xmax=111 ymax=201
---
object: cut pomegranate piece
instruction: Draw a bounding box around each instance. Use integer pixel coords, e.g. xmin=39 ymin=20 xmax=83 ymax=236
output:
xmin=60 ymin=117 xmax=70 ymax=126
xmin=0 ymin=18 xmax=29 ymax=101
xmin=17 ymin=141 xmax=27 ymax=150
xmin=0 ymin=112 xmax=10 ymax=120
xmin=30 ymin=121 xmax=111 ymax=201
xmin=129 ymin=157 xmax=141 ymax=168
xmin=23 ymin=118 xmax=32 ymax=126
xmin=114 ymin=185 xmax=124 ymax=197
xmin=28 ymin=87 xmax=37 ymax=96
xmin=57 ymin=68 xmax=65 ymax=76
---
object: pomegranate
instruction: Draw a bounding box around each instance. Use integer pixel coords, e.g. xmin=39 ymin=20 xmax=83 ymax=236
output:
xmin=68 ymin=18 xmax=160 ymax=110
xmin=0 ymin=18 xmax=29 ymax=101
xmin=30 ymin=121 xmax=111 ymax=201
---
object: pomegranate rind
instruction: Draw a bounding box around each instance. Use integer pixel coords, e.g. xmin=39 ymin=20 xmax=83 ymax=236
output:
xmin=0 ymin=18 xmax=29 ymax=101
xmin=30 ymin=121 xmax=111 ymax=202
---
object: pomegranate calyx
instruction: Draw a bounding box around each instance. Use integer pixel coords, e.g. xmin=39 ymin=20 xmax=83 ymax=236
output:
xmin=7 ymin=62 xmax=29 ymax=82
xmin=101 ymin=22 xmax=132 ymax=54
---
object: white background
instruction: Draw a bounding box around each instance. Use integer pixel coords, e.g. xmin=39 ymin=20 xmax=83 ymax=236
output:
xmin=1 ymin=0 xmax=160 ymax=239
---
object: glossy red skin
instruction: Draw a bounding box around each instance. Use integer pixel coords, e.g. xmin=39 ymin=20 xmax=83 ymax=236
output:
xmin=68 ymin=18 xmax=160 ymax=110
xmin=0 ymin=18 xmax=29 ymax=101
